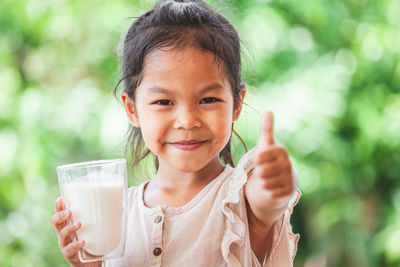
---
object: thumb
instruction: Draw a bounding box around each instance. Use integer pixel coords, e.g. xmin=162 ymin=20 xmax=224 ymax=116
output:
xmin=258 ymin=110 xmax=275 ymax=148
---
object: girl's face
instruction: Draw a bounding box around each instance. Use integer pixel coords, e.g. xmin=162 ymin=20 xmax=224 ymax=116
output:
xmin=122 ymin=46 xmax=245 ymax=173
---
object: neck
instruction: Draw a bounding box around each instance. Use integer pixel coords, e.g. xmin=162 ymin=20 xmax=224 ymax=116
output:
xmin=151 ymin=156 xmax=225 ymax=191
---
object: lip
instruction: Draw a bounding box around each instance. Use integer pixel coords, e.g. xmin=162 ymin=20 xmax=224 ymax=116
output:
xmin=170 ymin=140 xmax=208 ymax=151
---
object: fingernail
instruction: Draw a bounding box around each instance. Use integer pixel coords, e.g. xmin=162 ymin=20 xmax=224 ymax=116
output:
xmin=63 ymin=210 xmax=69 ymax=217
xmin=73 ymin=222 xmax=79 ymax=228
xmin=78 ymin=240 xmax=84 ymax=245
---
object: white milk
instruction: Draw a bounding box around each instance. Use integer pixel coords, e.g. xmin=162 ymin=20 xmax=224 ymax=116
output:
xmin=63 ymin=175 xmax=124 ymax=256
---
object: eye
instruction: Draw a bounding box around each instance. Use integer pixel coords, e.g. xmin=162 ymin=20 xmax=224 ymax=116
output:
xmin=200 ymin=97 xmax=220 ymax=104
xmin=153 ymin=100 xmax=173 ymax=105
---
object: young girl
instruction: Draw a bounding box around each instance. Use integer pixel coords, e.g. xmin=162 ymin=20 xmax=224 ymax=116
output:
xmin=52 ymin=0 xmax=301 ymax=266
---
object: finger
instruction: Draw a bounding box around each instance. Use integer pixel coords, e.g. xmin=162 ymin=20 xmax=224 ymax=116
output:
xmin=55 ymin=197 xmax=65 ymax=212
xmin=62 ymin=240 xmax=85 ymax=259
xmin=258 ymin=110 xmax=275 ymax=149
xmin=262 ymin=171 xmax=290 ymax=190
xmin=59 ymin=221 xmax=80 ymax=248
xmin=255 ymin=146 xmax=288 ymax=164
xmin=270 ymin=184 xmax=295 ymax=198
xmin=256 ymin=158 xmax=291 ymax=178
xmin=52 ymin=209 xmax=71 ymax=233
xmin=256 ymin=162 xmax=281 ymax=178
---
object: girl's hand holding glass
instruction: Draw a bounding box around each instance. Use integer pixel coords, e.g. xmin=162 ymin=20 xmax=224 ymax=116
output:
xmin=51 ymin=197 xmax=102 ymax=267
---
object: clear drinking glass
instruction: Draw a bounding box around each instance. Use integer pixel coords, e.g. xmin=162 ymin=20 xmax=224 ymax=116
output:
xmin=57 ymin=159 xmax=127 ymax=263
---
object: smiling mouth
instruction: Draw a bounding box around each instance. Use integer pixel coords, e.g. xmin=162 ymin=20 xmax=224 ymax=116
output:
xmin=170 ymin=140 xmax=208 ymax=151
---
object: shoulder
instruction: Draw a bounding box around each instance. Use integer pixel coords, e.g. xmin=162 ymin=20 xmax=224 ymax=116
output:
xmin=236 ymin=146 xmax=258 ymax=174
xmin=219 ymin=146 xmax=258 ymax=197
xmin=127 ymin=180 xmax=149 ymax=202
xmin=127 ymin=185 xmax=138 ymax=198
xmin=224 ymin=147 xmax=257 ymax=188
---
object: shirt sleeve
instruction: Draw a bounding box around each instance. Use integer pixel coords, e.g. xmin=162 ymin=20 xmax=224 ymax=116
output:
xmin=220 ymin=146 xmax=301 ymax=267
xmin=263 ymin=188 xmax=301 ymax=267
xmin=220 ymin=147 xmax=257 ymax=267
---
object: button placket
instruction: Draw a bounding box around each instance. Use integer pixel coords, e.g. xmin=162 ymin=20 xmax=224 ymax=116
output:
xmin=150 ymin=208 xmax=165 ymax=266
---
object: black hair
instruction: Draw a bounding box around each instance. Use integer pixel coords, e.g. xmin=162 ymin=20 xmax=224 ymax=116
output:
xmin=114 ymin=0 xmax=247 ymax=170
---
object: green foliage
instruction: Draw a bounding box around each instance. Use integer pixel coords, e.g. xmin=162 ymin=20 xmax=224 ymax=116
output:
xmin=0 ymin=0 xmax=399 ymax=266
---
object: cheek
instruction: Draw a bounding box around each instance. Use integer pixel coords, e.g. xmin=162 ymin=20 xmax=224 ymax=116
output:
xmin=211 ymin=108 xmax=233 ymax=143
xmin=139 ymin=122 xmax=167 ymax=156
xmin=140 ymin=117 xmax=164 ymax=139
xmin=135 ymin=108 xmax=166 ymax=149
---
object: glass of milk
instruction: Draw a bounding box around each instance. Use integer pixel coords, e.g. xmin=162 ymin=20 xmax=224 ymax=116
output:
xmin=57 ymin=159 xmax=127 ymax=263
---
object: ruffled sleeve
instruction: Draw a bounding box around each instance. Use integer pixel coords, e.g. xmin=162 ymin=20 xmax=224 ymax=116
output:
xmin=220 ymin=147 xmax=301 ymax=267
xmin=263 ymin=189 xmax=301 ymax=267
xmin=221 ymin=147 xmax=257 ymax=267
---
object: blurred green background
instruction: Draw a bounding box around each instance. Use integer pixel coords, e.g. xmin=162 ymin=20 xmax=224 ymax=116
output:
xmin=1 ymin=0 xmax=399 ymax=266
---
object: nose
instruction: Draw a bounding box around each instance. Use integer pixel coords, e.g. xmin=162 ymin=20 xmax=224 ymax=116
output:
xmin=173 ymin=107 xmax=201 ymax=130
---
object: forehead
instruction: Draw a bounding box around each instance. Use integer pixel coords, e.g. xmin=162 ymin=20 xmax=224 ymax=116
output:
xmin=139 ymin=46 xmax=230 ymax=91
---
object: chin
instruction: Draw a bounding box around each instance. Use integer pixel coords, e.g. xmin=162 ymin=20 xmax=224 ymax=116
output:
xmin=167 ymin=155 xmax=215 ymax=173
xmin=172 ymin=162 xmax=206 ymax=173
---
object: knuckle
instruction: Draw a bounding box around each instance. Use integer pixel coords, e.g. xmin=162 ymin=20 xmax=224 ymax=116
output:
xmin=62 ymin=246 xmax=71 ymax=258
xmin=272 ymin=180 xmax=280 ymax=188
xmin=284 ymin=184 xmax=293 ymax=194
xmin=257 ymin=150 xmax=268 ymax=163
xmin=289 ymin=185 xmax=294 ymax=193
xmin=264 ymin=179 xmax=272 ymax=187
xmin=273 ymin=146 xmax=286 ymax=156
xmin=278 ymin=147 xmax=288 ymax=156
xmin=58 ymin=211 xmax=65 ymax=219
xmin=59 ymin=225 xmax=71 ymax=240
xmin=290 ymin=182 xmax=295 ymax=191
xmin=277 ymin=182 xmax=285 ymax=189
xmin=257 ymin=150 xmax=266 ymax=158
xmin=53 ymin=213 xmax=63 ymax=226
xmin=265 ymin=178 xmax=278 ymax=188
xmin=283 ymin=161 xmax=292 ymax=170
xmin=261 ymin=166 xmax=271 ymax=177
xmin=273 ymin=144 xmax=283 ymax=151
xmin=59 ymin=230 xmax=66 ymax=241
xmin=286 ymin=183 xmax=293 ymax=191
xmin=64 ymin=242 xmax=81 ymax=258
xmin=63 ymin=244 xmax=75 ymax=258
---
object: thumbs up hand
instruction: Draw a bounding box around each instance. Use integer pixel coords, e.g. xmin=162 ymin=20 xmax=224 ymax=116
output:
xmin=247 ymin=111 xmax=297 ymax=211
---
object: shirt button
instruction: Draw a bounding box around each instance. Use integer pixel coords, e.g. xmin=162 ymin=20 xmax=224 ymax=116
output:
xmin=154 ymin=215 xmax=162 ymax=224
xmin=153 ymin=247 xmax=162 ymax=256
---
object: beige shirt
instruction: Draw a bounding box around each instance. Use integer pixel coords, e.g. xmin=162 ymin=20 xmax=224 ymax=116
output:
xmin=106 ymin=148 xmax=301 ymax=267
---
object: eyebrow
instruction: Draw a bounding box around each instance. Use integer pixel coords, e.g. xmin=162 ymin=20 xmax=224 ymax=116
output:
xmin=148 ymin=83 xmax=225 ymax=95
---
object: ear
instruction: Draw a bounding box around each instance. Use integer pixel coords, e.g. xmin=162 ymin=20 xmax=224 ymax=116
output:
xmin=121 ymin=92 xmax=140 ymax=128
xmin=233 ymin=84 xmax=247 ymax=122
